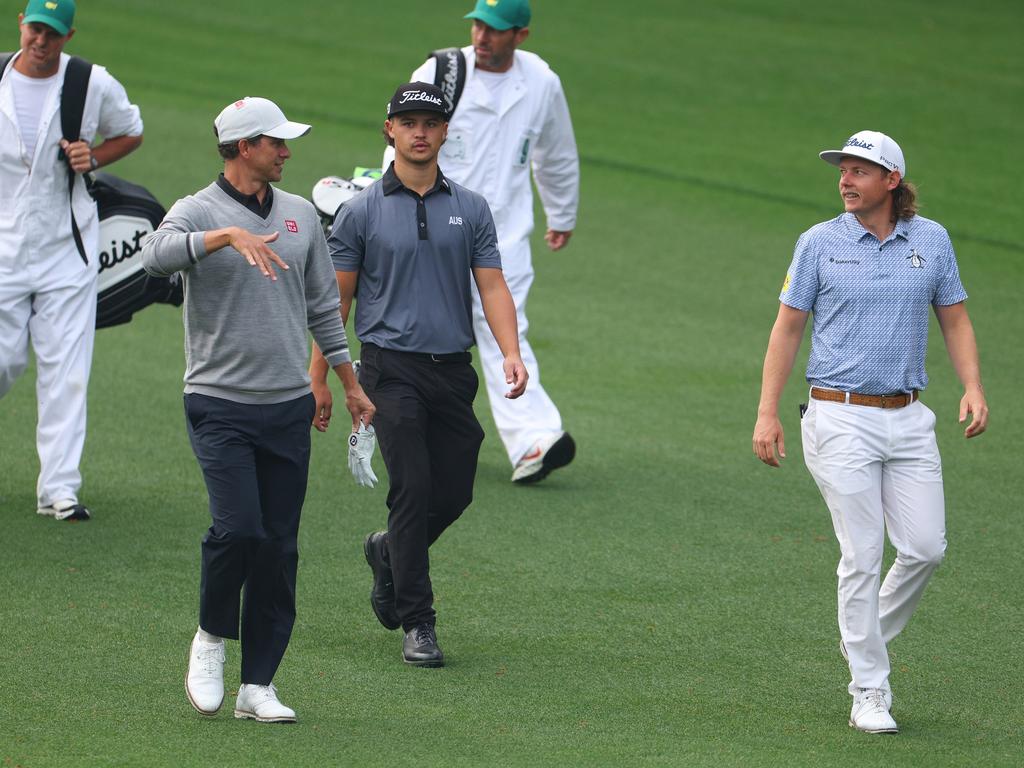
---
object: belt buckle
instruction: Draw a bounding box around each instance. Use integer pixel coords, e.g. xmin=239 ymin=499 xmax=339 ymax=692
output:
xmin=879 ymin=393 xmax=904 ymax=408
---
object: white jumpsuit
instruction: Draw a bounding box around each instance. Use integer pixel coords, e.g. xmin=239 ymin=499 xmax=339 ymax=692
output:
xmin=0 ymin=52 xmax=142 ymax=509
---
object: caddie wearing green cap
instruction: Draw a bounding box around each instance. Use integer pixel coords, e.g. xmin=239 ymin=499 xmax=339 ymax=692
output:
xmin=1 ymin=0 xmax=143 ymax=522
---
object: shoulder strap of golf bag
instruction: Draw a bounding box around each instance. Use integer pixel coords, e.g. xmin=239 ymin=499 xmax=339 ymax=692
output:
xmin=60 ymin=56 xmax=93 ymax=265
xmin=430 ymin=48 xmax=467 ymax=116
xmin=0 ymin=52 xmax=14 ymax=81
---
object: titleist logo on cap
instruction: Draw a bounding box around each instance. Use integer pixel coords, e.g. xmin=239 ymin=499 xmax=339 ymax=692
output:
xmin=845 ymin=137 xmax=874 ymax=150
xmin=399 ymin=90 xmax=444 ymax=107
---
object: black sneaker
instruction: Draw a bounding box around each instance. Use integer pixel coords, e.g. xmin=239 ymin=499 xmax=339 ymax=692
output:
xmin=403 ymin=623 xmax=444 ymax=668
xmin=363 ymin=531 xmax=400 ymax=630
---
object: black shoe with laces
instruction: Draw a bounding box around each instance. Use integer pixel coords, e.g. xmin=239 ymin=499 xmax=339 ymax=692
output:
xmin=403 ymin=623 xmax=444 ymax=668
xmin=364 ymin=531 xmax=400 ymax=630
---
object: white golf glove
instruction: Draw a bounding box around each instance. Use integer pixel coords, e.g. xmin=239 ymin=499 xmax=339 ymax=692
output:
xmin=348 ymin=422 xmax=378 ymax=488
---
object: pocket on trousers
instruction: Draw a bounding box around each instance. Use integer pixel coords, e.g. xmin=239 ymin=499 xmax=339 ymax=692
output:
xmin=184 ymin=393 xmax=208 ymax=431
xmin=809 ymin=403 xmax=873 ymax=495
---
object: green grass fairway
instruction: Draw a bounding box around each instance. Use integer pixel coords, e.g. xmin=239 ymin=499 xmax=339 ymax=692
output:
xmin=2 ymin=1 xmax=1022 ymax=765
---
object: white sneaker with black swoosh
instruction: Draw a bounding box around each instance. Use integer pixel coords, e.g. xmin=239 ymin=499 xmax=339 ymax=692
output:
xmin=512 ymin=431 xmax=576 ymax=484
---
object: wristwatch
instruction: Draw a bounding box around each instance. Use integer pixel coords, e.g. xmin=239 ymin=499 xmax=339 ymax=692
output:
xmin=89 ymin=153 xmax=99 ymax=171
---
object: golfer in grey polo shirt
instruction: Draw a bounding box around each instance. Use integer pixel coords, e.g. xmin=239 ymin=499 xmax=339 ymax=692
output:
xmin=310 ymin=82 xmax=527 ymax=667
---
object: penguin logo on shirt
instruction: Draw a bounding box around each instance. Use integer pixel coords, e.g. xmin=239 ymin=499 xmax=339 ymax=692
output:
xmin=906 ymin=249 xmax=926 ymax=268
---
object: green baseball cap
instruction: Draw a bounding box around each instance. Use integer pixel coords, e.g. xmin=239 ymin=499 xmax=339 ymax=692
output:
xmin=464 ymin=0 xmax=531 ymax=30
xmin=22 ymin=0 xmax=76 ymax=36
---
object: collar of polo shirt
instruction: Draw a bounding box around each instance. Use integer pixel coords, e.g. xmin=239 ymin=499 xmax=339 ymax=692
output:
xmin=381 ymin=163 xmax=452 ymax=197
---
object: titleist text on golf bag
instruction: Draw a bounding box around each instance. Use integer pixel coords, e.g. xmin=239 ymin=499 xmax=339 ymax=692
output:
xmin=93 ymin=173 xmax=182 ymax=329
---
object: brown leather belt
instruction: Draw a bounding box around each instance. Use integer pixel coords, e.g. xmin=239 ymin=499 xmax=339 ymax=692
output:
xmin=810 ymin=387 xmax=919 ymax=409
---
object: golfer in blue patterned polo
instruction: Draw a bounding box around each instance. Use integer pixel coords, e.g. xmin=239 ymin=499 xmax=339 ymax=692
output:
xmin=752 ymin=131 xmax=989 ymax=735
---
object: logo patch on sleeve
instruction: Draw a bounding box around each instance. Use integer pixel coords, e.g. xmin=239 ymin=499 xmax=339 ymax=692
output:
xmin=285 ymin=220 xmax=298 ymax=233
xmin=781 ymin=273 xmax=791 ymax=293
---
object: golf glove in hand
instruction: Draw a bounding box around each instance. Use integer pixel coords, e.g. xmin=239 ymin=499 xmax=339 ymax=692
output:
xmin=348 ymin=423 xmax=378 ymax=488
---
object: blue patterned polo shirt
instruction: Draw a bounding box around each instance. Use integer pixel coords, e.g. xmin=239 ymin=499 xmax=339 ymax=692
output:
xmin=780 ymin=213 xmax=967 ymax=394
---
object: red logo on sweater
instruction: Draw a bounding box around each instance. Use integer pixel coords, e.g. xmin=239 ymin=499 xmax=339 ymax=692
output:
xmin=285 ymin=220 xmax=298 ymax=233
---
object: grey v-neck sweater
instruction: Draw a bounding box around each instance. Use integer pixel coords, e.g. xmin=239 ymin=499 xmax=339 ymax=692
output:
xmin=142 ymin=181 xmax=350 ymax=404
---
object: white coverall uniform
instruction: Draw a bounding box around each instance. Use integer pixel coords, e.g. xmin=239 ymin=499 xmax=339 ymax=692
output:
xmin=0 ymin=52 xmax=143 ymax=508
xmin=387 ymin=47 xmax=579 ymax=465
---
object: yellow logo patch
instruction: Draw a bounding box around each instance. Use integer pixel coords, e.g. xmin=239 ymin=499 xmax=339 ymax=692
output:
xmin=45 ymin=1 xmax=58 ymax=8
xmin=486 ymin=0 xmax=499 ymax=6
xmin=781 ymin=274 xmax=791 ymax=293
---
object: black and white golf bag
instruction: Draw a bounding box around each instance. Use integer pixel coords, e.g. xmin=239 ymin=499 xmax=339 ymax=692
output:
xmin=92 ymin=173 xmax=182 ymax=329
xmin=311 ymin=168 xmax=381 ymax=235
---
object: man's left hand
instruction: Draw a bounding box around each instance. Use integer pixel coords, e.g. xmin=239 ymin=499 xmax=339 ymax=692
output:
xmin=59 ymin=139 xmax=95 ymax=174
xmin=503 ymin=355 xmax=529 ymax=399
xmin=544 ymin=229 xmax=573 ymax=251
xmin=960 ymin=387 xmax=989 ymax=438
xmin=345 ymin=385 xmax=376 ymax=431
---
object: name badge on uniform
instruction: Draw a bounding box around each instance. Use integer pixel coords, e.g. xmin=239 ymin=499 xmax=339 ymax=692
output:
xmin=446 ymin=132 xmax=469 ymax=162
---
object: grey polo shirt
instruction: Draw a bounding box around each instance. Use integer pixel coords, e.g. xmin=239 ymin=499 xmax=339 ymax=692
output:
xmin=329 ymin=163 xmax=501 ymax=354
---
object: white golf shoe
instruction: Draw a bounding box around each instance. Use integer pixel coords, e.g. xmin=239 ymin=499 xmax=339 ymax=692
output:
xmin=186 ymin=631 xmax=225 ymax=715
xmin=511 ymin=431 xmax=576 ymax=484
xmin=37 ymin=499 xmax=91 ymax=521
xmin=234 ymin=683 xmax=297 ymax=723
xmin=849 ymin=688 xmax=898 ymax=734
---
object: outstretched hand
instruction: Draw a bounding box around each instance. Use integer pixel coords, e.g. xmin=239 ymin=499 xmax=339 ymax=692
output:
xmin=229 ymin=228 xmax=288 ymax=280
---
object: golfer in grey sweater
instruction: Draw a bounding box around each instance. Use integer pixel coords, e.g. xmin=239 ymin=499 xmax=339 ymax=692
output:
xmin=142 ymin=97 xmax=374 ymax=724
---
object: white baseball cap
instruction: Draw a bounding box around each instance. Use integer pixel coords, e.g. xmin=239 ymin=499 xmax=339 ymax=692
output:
xmin=215 ymin=97 xmax=311 ymax=143
xmin=819 ymin=130 xmax=906 ymax=178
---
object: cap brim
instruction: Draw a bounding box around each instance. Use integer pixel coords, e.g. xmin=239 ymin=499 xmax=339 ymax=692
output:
xmin=388 ymin=106 xmax=449 ymax=119
xmin=819 ymin=148 xmax=898 ymax=176
xmin=22 ymin=14 xmax=70 ymax=36
xmin=464 ymin=10 xmax=516 ymax=30
xmin=818 ymin=150 xmax=848 ymax=167
xmin=263 ymin=121 xmax=311 ymax=140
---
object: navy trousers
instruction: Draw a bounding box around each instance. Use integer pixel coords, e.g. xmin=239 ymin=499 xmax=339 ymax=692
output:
xmin=184 ymin=392 xmax=315 ymax=685
xmin=359 ymin=344 xmax=484 ymax=631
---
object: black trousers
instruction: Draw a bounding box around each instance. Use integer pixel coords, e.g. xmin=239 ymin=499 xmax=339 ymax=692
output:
xmin=359 ymin=344 xmax=484 ymax=630
xmin=184 ymin=392 xmax=315 ymax=685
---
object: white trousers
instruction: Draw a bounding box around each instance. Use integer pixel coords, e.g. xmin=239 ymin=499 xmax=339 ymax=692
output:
xmin=801 ymin=396 xmax=946 ymax=696
xmin=471 ymin=237 xmax=563 ymax=465
xmin=0 ymin=265 xmax=97 ymax=508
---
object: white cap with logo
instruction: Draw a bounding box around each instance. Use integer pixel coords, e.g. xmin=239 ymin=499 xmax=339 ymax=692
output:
xmin=819 ymin=130 xmax=906 ymax=178
xmin=215 ymin=97 xmax=312 ymax=144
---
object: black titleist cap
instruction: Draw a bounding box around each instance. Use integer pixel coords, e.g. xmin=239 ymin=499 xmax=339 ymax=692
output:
xmin=387 ymin=82 xmax=449 ymax=119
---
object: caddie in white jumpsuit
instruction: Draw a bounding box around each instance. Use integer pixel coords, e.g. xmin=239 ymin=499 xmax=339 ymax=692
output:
xmin=0 ymin=0 xmax=143 ymax=520
xmin=385 ymin=0 xmax=579 ymax=484
xmin=752 ymin=131 xmax=988 ymax=734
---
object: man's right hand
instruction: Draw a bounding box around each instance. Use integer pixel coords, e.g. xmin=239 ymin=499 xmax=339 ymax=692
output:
xmin=228 ymin=228 xmax=289 ymax=280
xmin=753 ymin=413 xmax=785 ymax=467
xmin=311 ymin=379 xmax=333 ymax=432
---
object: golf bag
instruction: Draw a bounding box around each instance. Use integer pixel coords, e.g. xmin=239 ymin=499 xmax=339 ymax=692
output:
xmin=311 ymin=167 xmax=381 ymax=235
xmin=93 ymin=173 xmax=183 ymax=329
